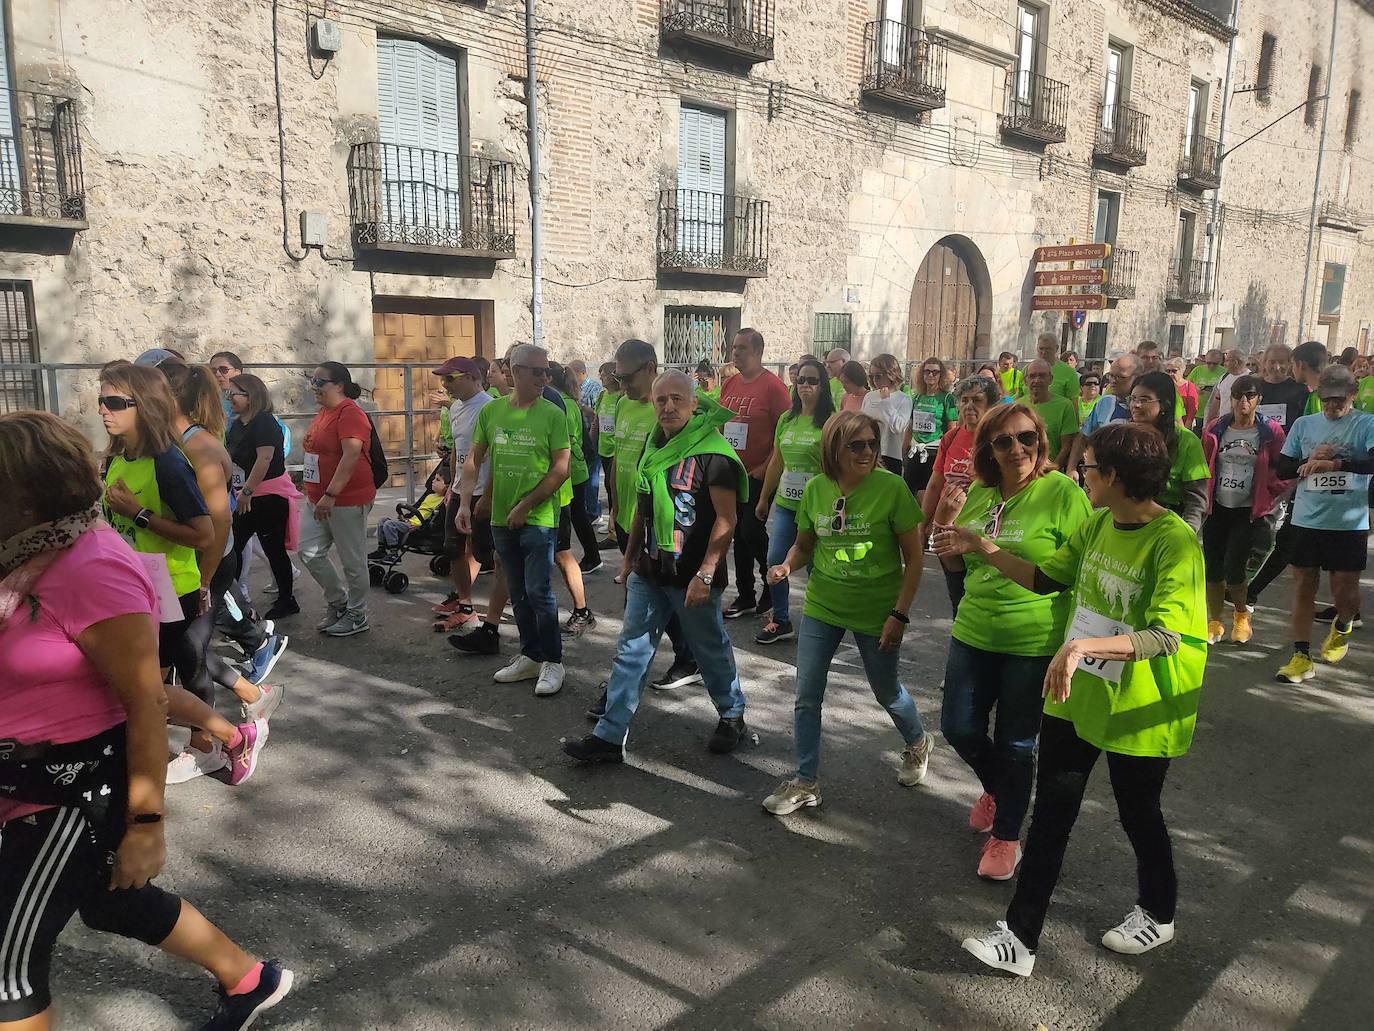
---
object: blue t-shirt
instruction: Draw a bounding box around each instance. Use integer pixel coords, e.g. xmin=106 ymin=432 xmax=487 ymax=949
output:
xmin=1082 ymin=393 xmax=1130 ymax=436
xmin=1282 ymin=409 xmax=1374 ymax=531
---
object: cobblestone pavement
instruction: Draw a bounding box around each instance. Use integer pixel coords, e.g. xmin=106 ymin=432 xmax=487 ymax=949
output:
xmin=51 ymin=549 xmax=1374 ymax=1030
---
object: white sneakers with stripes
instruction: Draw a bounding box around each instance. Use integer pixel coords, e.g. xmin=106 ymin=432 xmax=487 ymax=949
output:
xmin=1101 ymin=905 xmax=1175 ymax=955
xmin=962 ymin=921 xmax=1035 ymax=977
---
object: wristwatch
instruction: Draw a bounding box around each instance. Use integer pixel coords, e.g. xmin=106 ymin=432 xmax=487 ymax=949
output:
xmin=128 ymin=812 xmax=163 ymax=825
xmin=240 ymin=486 xmax=254 ymax=498
xmin=133 ymin=508 xmax=153 ymax=529
xmin=695 ymin=571 xmax=714 ymax=586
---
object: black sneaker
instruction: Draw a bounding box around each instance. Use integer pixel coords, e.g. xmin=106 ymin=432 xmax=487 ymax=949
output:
xmin=722 ymin=596 xmax=756 ymax=620
xmin=651 ymin=661 xmax=702 ymax=691
xmin=1314 ymin=605 xmax=1363 ymax=627
xmin=586 ymin=681 xmax=608 ymax=721
xmin=707 ymin=715 xmax=748 ymax=754
xmin=477 ymin=561 xmax=496 ymax=576
xmin=755 ymin=619 xmax=794 ymax=644
xmin=561 ymin=609 xmax=597 ymax=638
xmin=449 ymin=623 xmax=500 ymax=655
xmin=263 ymin=597 xmax=300 ymax=620
xmin=579 ymin=557 xmax=604 ymax=574
xmin=198 ymin=959 xmax=294 ymax=1030
xmin=562 ymin=733 xmax=625 ymax=763
xmin=367 ymin=546 xmax=388 ymax=560
xmin=597 ymin=536 xmax=619 ymax=551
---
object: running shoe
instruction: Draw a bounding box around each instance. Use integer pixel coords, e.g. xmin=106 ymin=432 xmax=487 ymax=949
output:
xmin=650 ymin=661 xmax=702 ymax=691
xmin=561 ymin=609 xmax=597 ymax=638
xmin=897 ymin=734 xmax=934 ymax=787
xmin=211 ymin=721 xmax=269 ymax=787
xmin=1321 ymin=622 xmax=1354 ymax=663
xmin=433 ymin=592 xmax=464 ymax=616
xmin=1206 ymin=619 xmax=1225 ymax=645
xmin=579 ymin=557 xmax=604 ymax=574
xmin=450 ymin=623 xmax=500 ymax=655
xmin=198 ymin=959 xmax=294 ymax=1031
xmin=762 ymin=779 xmax=820 ymax=816
xmin=961 ymin=921 xmax=1035 ymax=977
xmin=322 ymin=613 xmax=369 ymax=637
xmin=706 ymin=715 xmax=748 ymax=754
xmin=263 ymin=598 xmax=300 ymax=620
xmin=596 ymin=536 xmax=619 ymax=551
xmin=245 ymin=634 xmax=288 ymax=686
xmin=977 ymin=837 xmax=1023 ymax=881
xmin=562 ymin=732 xmax=624 ymax=763
xmin=534 ymin=662 xmax=566 ymax=696
xmin=494 ymin=654 xmax=542 ymax=683
xmin=1276 ymin=651 xmax=1316 ymax=683
xmin=969 ymin=792 xmax=996 ymax=833
xmin=1314 ymin=605 xmax=1363 ymax=627
xmin=433 ymin=607 xmax=476 ymax=633
xmin=315 ymin=603 xmax=345 ymax=632
xmin=242 ymin=683 xmax=283 ymax=724
xmin=1230 ymin=611 xmax=1253 ymax=645
xmin=1100 ymin=905 xmax=1174 ymax=955
xmin=167 ymin=743 xmax=228 ymax=785
xmin=722 ymin=596 xmax=757 ymax=620
xmin=755 ymin=619 xmax=794 ymax=644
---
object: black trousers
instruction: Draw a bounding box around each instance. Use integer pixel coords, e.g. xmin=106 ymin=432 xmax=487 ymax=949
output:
xmin=733 ymin=475 xmax=771 ymax=603
xmin=1006 ymin=715 xmax=1176 ymax=951
xmin=232 ymin=494 xmax=294 ymax=603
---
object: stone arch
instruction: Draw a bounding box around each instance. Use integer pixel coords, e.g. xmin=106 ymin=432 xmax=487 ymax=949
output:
xmin=906 ymin=234 xmax=993 ymax=366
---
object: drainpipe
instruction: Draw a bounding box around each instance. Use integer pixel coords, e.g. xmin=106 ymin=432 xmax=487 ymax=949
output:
xmin=526 ymin=0 xmax=544 ymax=350
xmin=1197 ymin=0 xmax=1238 ymax=356
xmin=1298 ymin=0 xmax=1340 ymax=342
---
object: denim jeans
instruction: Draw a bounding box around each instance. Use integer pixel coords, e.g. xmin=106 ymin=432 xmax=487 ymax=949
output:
xmin=940 ymin=638 xmax=1049 ymax=841
xmin=594 ymin=573 xmax=746 ymax=745
xmin=585 ymin=453 xmax=602 ymax=520
xmin=765 ymin=505 xmax=800 ymax=624
xmin=491 ymin=524 xmax=562 ymax=663
xmin=793 ymin=614 xmax=925 ymax=782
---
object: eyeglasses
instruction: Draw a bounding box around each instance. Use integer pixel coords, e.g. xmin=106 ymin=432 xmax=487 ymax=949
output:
xmin=309 ymin=377 xmax=335 ymax=389
xmin=611 ymin=360 xmax=652 ymax=384
xmin=830 ymin=495 xmax=847 ymax=533
xmin=514 ymin=364 xmax=551 ymax=379
xmin=1076 ymin=460 xmax=1100 ymax=477
xmin=984 ymin=501 xmax=1007 ymax=539
xmin=1127 ymin=394 xmax=1160 ymax=407
xmin=228 ymin=391 xmax=250 ymax=399
xmin=98 ymin=395 xmax=137 ymax=412
xmin=844 ymin=437 xmax=880 ymax=455
xmin=442 ymin=373 xmax=467 ymax=383
xmin=988 ymin=430 xmax=1039 ymax=452
xmin=795 ymin=375 xmax=821 ymax=385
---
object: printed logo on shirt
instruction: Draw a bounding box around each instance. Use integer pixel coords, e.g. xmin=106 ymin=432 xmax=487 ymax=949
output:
xmin=1092 ymin=562 xmax=1143 ymax=616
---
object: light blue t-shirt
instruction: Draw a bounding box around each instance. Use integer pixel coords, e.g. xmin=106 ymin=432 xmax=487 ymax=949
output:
xmin=1082 ymin=393 xmax=1130 ymax=436
xmin=1282 ymin=409 xmax=1374 ymax=531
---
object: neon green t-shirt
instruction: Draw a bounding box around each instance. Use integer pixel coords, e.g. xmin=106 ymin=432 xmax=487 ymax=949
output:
xmin=1032 ymin=396 xmax=1080 ymax=460
xmin=954 ymin=471 xmax=1093 ymax=656
xmin=594 ymin=390 xmax=620 ymax=459
xmin=910 ymin=392 xmax=956 ymax=445
xmin=1187 ymin=364 xmax=1223 ymax=415
xmin=612 ymin=396 xmax=659 ymax=534
xmin=829 ymin=378 xmax=844 ymax=407
xmin=438 ymin=406 xmax=454 ymax=450
xmin=773 ymin=412 xmax=825 ymax=512
xmin=560 ymin=391 xmax=587 ymax=502
xmin=797 ymin=468 xmax=922 ymax=637
xmin=1078 ymin=397 xmax=1098 ymax=426
xmin=1358 ymin=376 xmax=1374 ymax=414
xmin=1040 ymin=508 xmax=1208 ymax=757
xmin=1305 ymin=389 xmax=1322 ymax=416
xmin=1159 ymin=430 xmax=1209 ymax=508
xmin=472 ymin=395 xmax=570 ymax=529
xmin=1000 ymin=368 xmax=1025 ymax=399
xmin=706 ymin=384 xmax=722 ymax=401
xmin=1050 ymin=361 xmax=1080 ymax=404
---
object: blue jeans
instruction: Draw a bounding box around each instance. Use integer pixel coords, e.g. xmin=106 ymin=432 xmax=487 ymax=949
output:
xmin=940 ymin=637 xmax=1048 ymax=841
xmin=490 ymin=525 xmax=561 ymax=663
xmin=585 ymin=453 xmax=602 ymax=520
xmin=793 ymin=614 xmax=925 ymax=782
xmin=765 ymin=505 xmax=800 ymax=624
xmin=595 ymin=573 xmax=746 ymax=745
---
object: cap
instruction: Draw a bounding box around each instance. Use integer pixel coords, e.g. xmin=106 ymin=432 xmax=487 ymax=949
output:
xmin=134 ymin=347 xmax=179 ymax=367
xmin=1317 ymin=364 xmax=1357 ymax=400
xmin=433 ymin=356 xmax=481 ymax=378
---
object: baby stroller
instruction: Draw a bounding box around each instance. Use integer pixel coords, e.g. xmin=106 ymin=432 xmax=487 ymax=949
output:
xmin=367 ymin=465 xmax=451 ymax=594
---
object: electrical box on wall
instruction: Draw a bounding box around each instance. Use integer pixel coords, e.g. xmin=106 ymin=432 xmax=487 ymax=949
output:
xmin=300 ymin=211 xmax=327 ymax=248
xmin=311 ymin=19 xmax=342 ymax=54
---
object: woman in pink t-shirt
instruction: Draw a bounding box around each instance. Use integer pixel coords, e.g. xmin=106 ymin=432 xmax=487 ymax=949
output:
xmin=0 ymin=411 xmax=293 ymax=1028
xmin=838 ymin=360 xmax=870 ymax=412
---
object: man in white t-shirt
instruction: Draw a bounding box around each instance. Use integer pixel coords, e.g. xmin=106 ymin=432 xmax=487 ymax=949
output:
xmin=432 ymin=356 xmax=494 ymax=632
xmin=1205 ymin=349 xmax=1251 ymax=424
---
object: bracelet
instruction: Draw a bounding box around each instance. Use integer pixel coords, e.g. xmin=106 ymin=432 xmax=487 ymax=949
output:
xmin=324 ymin=490 xmax=338 ymax=499
xmin=127 ymin=812 xmax=163 ymax=825
xmin=888 ymin=609 xmax=910 ymax=625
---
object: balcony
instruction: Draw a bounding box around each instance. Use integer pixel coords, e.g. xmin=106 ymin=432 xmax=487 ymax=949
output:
xmin=660 ymin=0 xmax=774 ymax=65
xmin=347 ymin=143 xmax=516 ymax=258
xmin=0 ymin=89 xmax=86 ymax=231
xmin=1000 ymin=71 xmax=1069 ymax=145
xmin=1166 ymin=258 xmax=1211 ymax=306
xmin=1102 ymin=248 xmax=1139 ymax=300
xmin=861 ymin=21 xmax=947 ymax=114
xmin=657 ymin=188 xmax=769 ymax=278
xmin=1318 ymin=201 xmax=1369 ymax=232
xmin=1178 ymin=134 xmax=1222 ymax=191
xmin=1094 ymin=102 xmax=1149 ymax=169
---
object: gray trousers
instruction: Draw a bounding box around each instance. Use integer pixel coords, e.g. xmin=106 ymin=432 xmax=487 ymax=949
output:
xmin=299 ymin=501 xmax=373 ymax=617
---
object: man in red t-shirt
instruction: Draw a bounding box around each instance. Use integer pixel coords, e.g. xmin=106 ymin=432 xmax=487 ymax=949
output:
xmin=718 ymin=328 xmax=792 ymax=618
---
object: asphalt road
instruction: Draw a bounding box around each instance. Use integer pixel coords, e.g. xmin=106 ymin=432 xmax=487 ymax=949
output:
xmin=49 ymin=544 xmax=1374 ymax=1030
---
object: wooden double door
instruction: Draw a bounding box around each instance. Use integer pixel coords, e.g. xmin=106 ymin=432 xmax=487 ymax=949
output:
xmin=907 ymin=240 xmax=981 ymax=364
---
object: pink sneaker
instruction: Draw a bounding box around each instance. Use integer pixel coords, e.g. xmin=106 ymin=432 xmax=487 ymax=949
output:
xmin=212 ymin=720 xmax=269 ymax=786
xmin=977 ymin=837 xmax=1022 ymax=881
xmin=969 ymin=792 xmax=996 ymax=833
xmin=433 ymin=607 xmax=476 ymax=633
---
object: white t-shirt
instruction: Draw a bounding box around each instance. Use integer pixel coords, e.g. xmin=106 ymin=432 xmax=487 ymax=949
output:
xmin=861 ymin=389 xmax=914 ymax=461
xmin=1213 ymin=372 xmax=1243 ymax=414
xmin=450 ymin=391 xmax=493 ymax=496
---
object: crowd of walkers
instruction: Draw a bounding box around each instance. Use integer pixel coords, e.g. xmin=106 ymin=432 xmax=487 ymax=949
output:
xmin=3 ymin=328 xmax=1371 ymax=1024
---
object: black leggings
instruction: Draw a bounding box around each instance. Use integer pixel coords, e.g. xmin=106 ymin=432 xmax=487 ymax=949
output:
xmin=558 ymin=482 xmax=601 ymax=556
xmin=176 ymin=553 xmax=249 ymax=703
xmin=1202 ymin=503 xmax=1274 ymax=586
xmin=232 ymin=494 xmax=294 ymax=602
xmin=1006 ymin=715 xmax=1176 ymax=951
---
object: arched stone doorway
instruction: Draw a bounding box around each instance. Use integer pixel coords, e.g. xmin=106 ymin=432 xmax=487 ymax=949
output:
xmin=907 ymin=235 xmax=992 ymax=365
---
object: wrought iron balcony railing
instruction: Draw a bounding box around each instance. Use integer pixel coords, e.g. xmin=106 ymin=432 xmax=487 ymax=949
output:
xmin=1000 ymin=71 xmax=1069 ymax=144
xmin=1094 ymin=102 xmax=1149 ymax=168
xmin=657 ymin=188 xmax=769 ymax=277
xmin=0 ymin=89 xmax=86 ymax=227
xmin=861 ymin=21 xmax=947 ymax=113
xmin=660 ymin=0 xmax=774 ymax=64
xmin=1166 ymin=258 xmax=1211 ymax=305
xmin=1318 ymin=201 xmax=1368 ymax=231
xmin=347 ymin=143 xmax=516 ymax=257
xmin=1178 ymin=134 xmax=1222 ymax=191
xmin=1101 ymin=248 xmax=1138 ymax=299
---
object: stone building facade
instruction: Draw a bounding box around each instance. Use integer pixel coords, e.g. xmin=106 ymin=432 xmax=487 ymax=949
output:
xmin=1 ymin=0 xmax=1372 ymax=426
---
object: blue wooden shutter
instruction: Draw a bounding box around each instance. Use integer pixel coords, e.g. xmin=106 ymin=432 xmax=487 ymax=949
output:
xmin=677 ymin=106 xmax=726 ymax=255
xmin=377 ymin=38 xmax=462 ymax=232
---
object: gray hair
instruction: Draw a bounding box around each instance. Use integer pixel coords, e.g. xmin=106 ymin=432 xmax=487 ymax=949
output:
xmin=653 ymin=369 xmax=695 ymax=393
xmin=508 ymin=343 xmax=547 ymax=367
xmin=953 ymin=374 xmax=1001 ymax=405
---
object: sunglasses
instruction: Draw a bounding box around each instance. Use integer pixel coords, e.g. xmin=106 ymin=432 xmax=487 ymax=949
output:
xmin=923 ymin=368 xmax=941 ymax=375
xmin=309 ymin=376 xmax=336 ymax=389
xmin=1082 ymin=380 xmax=1100 ymax=387
xmin=442 ymin=373 xmax=468 ymax=382
xmin=844 ymin=437 xmax=880 ymax=454
xmin=1233 ymin=391 xmax=1259 ymax=401
xmin=611 ymin=360 xmax=653 ymax=385
xmin=795 ymin=375 xmax=821 ymax=386
xmin=830 ymin=495 xmax=847 ymax=533
xmin=984 ymin=501 xmax=1007 ymax=539
xmin=514 ymin=364 xmax=552 ymax=379
xmin=210 ymin=365 xmax=235 ymax=375
xmin=988 ymin=430 xmax=1039 ymax=452
xmin=98 ymin=395 xmax=137 ymax=412
xmin=228 ymin=390 xmax=250 ymax=399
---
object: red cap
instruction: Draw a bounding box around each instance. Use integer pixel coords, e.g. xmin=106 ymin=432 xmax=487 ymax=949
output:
xmin=433 ymin=356 xmax=481 ymax=378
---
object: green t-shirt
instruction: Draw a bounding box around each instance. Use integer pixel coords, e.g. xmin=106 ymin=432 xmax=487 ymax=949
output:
xmin=1305 ymin=389 xmax=1322 ymax=416
xmin=773 ymin=411 xmax=825 ymax=511
xmin=1032 ymin=396 xmax=1080 ymax=459
xmin=560 ymin=391 xmax=587 ymax=498
xmin=594 ymin=390 xmax=620 ymax=458
xmin=1000 ymin=368 xmax=1025 ymax=399
xmin=438 ymin=406 xmax=454 ymax=450
xmin=829 ymin=378 xmax=844 ymax=406
xmin=1050 ymin=361 xmax=1080 ymax=404
xmin=910 ymin=392 xmax=956 ymax=445
xmin=1040 ymin=508 xmax=1208 ymax=757
xmin=706 ymin=384 xmax=722 ymax=401
xmin=797 ymin=468 xmax=922 ymax=637
xmin=1187 ymin=364 xmax=1223 ymax=414
xmin=1159 ymin=430 xmax=1209 ymax=508
xmin=472 ymin=395 xmax=570 ymax=529
xmin=954 ymin=471 xmax=1093 ymax=656
xmin=1357 ymin=376 xmax=1374 ymax=414
xmin=487 ymin=387 xmax=502 ymax=400
xmin=1078 ymin=397 xmax=1098 ymax=426
xmin=612 ymin=396 xmax=659 ymax=534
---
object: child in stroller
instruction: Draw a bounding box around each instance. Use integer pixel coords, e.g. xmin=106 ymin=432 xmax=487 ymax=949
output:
xmin=367 ymin=466 xmax=450 ymax=593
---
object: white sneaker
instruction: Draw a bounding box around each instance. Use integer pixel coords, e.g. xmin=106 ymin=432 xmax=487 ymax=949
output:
xmin=898 ymin=733 xmax=934 ymax=787
xmin=534 ymin=662 xmax=566 ymax=696
xmin=167 ymin=743 xmax=229 ymax=784
xmin=242 ymin=682 xmax=284 ymax=723
xmin=1101 ymin=906 xmax=1174 ymax=955
xmin=762 ymin=779 xmax=821 ymax=816
xmin=962 ymin=921 xmax=1035 ymax=977
xmin=494 ymin=654 xmax=542 ymax=683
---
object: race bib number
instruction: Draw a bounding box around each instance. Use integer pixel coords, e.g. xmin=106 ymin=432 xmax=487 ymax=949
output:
xmin=599 ymin=414 xmax=615 ymax=434
xmin=1218 ymin=460 xmax=1252 ymax=493
xmin=134 ymin=552 xmax=183 ymax=624
xmin=1257 ymin=403 xmax=1287 ymax=426
xmin=453 ymin=447 xmax=470 ymax=472
xmin=1066 ymin=604 xmax=1130 ymax=684
xmin=910 ymin=408 xmax=937 ymax=435
xmin=780 ymin=470 xmax=812 ymax=503
xmin=302 ymin=452 xmax=321 ymax=484
xmin=1307 ymin=470 xmax=1352 ymax=492
xmin=723 ymin=422 xmax=748 ymax=451
xmin=230 ymin=463 xmax=247 ymax=492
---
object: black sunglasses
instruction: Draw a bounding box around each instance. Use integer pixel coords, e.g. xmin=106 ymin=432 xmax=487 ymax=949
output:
xmin=1234 ymin=391 xmax=1260 ymax=401
xmin=98 ymin=395 xmax=137 ymax=412
xmin=795 ymin=375 xmax=821 ymax=385
xmin=844 ymin=437 xmax=880 ymax=454
xmin=611 ymin=360 xmax=652 ymax=384
xmin=308 ymin=376 xmax=336 ymax=389
xmin=514 ymin=364 xmax=552 ymax=379
xmin=988 ymin=430 xmax=1039 ymax=452
xmin=1082 ymin=379 xmax=1100 ymax=387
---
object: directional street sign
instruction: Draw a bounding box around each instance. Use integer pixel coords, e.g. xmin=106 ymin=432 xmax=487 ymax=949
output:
xmin=1034 ymin=268 xmax=1106 ymax=287
xmin=1034 ymin=243 xmax=1112 ymax=263
xmin=1031 ymin=293 xmax=1107 ymax=311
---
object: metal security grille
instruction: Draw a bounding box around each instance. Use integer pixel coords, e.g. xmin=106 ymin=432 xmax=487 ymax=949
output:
xmin=813 ymin=313 xmax=852 ymax=349
xmin=0 ymin=281 xmax=41 ymax=412
xmin=664 ymin=307 xmax=735 ymax=365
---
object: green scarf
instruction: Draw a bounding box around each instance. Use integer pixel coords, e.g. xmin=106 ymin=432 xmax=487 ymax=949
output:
xmin=636 ymin=391 xmax=748 ymax=556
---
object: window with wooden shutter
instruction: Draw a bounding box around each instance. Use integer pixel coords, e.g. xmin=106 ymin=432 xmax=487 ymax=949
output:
xmin=0 ymin=281 xmax=41 ymax=413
